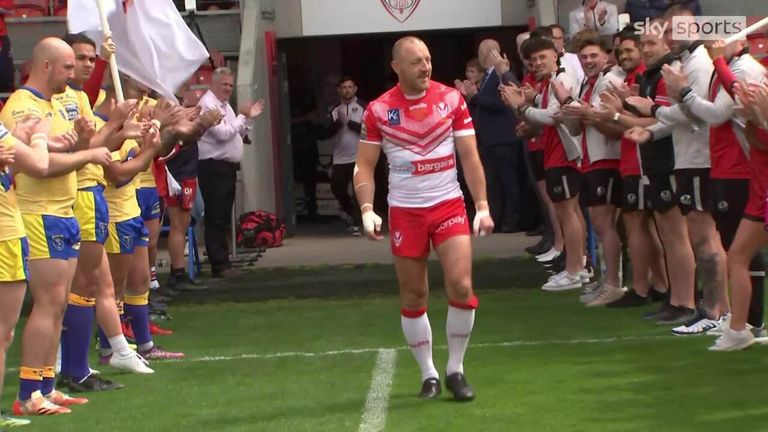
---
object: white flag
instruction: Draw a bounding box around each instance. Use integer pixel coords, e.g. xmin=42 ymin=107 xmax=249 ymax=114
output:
xmin=67 ymin=0 xmax=209 ymax=101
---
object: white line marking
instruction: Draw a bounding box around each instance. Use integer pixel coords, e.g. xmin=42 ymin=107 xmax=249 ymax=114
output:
xmin=185 ymin=334 xmax=669 ymax=363
xmin=4 ymin=334 xmax=672 ymax=373
xmin=358 ymin=349 xmax=397 ymax=432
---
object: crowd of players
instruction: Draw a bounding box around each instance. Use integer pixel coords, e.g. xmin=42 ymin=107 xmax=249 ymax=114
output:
xmin=0 ymin=32 xmax=234 ymax=426
xmin=496 ymin=5 xmax=768 ymax=352
xmin=2 ymin=4 xmax=768 ymax=421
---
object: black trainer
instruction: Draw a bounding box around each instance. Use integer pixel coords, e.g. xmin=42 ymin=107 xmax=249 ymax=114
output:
xmin=525 ymin=238 xmax=552 ymax=255
xmin=65 ymin=375 xmax=124 ymax=392
xmin=649 ymin=286 xmax=668 ymax=302
xmin=606 ymin=290 xmax=650 ymax=308
xmin=418 ymin=377 xmax=441 ymax=399
xmin=643 ymin=297 xmax=672 ymax=320
xmin=656 ymin=306 xmax=697 ymax=326
xmin=445 ymin=372 xmax=475 ymax=402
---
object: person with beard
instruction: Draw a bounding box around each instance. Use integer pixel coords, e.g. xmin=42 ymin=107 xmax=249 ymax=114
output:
xmin=595 ymin=22 xmax=697 ymax=325
xmin=354 ymin=36 xmax=494 ymax=401
xmin=630 ymin=37 xmax=768 ymax=349
xmin=325 ymin=76 xmax=366 ymax=235
xmin=1 ymin=38 xmax=114 ymax=415
xmin=601 ymin=27 xmax=669 ymax=308
xmin=626 ymin=5 xmax=728 ymax=335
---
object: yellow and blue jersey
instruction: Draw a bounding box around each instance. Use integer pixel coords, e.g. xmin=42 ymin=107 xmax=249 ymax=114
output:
xmin=135 ymin=96 xmax=157 ymax=189
xmin=0 ymin=121 xmax=24 ymax=242
xmin=104 ymin=118 xmax=141 ymax=223
xmin=0 ymin=86 xmax=76 ymax=217
xmin=54 ymin=84 xmax=105 ymax=189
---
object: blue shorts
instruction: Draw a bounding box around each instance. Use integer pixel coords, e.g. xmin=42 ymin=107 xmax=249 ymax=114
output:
xmin=21 ymin=214 xmax=81 ymax=261
xmin=106 ymin=217 xmax=149 ymax=255
xmin=0 ymin=237 xmax=29 ymax=281
xmin=74 ymin=185 xmax=109 ymax=244
xmin=136 ymin=187 xmax=161 ymax=221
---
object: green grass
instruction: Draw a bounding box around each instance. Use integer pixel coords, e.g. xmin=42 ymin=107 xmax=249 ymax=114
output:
xmin=3 ymin=258 xmax=768 ymax=431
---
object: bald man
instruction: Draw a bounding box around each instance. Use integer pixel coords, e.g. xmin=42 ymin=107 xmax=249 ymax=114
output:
xmin=1 ymin=37 xmax=112 ymax=415
xmin=354 ymin=36 xmax=494 ymax=401
xmin=460 ymin=38 xmax=522 ymax=233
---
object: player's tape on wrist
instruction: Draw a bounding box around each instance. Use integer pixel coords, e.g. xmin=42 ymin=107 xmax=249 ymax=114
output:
xmin=362 ymin=210 xmax=382 ymax=235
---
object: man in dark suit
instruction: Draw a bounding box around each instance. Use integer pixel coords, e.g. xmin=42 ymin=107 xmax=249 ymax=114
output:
xmin=457 ymin=39 xmax=522 ymax=232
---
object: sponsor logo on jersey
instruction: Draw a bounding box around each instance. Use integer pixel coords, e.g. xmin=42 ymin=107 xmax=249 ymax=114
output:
xmin=64 ymin=104 xmax=80 ymax=121
xmin=436 ymin=215 xmax=466 ymax=233
xmin=411 ymin=154 xmax=455 ymax=176
xmin=380 ymin=0 xmax=421 ymax=23
xmin=387 ymin=108 xmax=401 ymax=126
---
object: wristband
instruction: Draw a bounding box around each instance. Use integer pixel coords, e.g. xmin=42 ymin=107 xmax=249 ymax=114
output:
xmin=679 ymin=86 xmax=693 ymax=101
xmin=650 ymin=104 xmax=662 ymax=118
xmin=30 ymin=133 xmax=47 ymax=143
xmin=360 ymin=203 xmax=373 ymax=211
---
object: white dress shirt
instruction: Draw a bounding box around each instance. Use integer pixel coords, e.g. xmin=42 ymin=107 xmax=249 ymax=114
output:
xmin=197 ymin=89 xmax=253 ymax=163
xmin=568 ymin=1 xmax=619 ymax=38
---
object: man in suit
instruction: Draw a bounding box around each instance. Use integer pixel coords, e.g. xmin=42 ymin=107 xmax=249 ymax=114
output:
xmin=457 ymin=39 xmax=522 ymax=232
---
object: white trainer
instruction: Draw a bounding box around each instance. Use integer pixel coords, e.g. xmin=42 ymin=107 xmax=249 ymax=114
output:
xmin=109 ymin=352 xmax=155 ymax=374
xmin=536 ymin=248 xmax=561 ymax=262
xmin=586 ymin=284 xmax=626 ymax=307
xmin=706 ymin=314 xmax=732 ymax=336
xmin=579 ymin=281 xmax=601 ymax=304
xmin=671 ymin=311 xmax=720 ymax=336
xmin=541 ymin=271 xmax=582 ymax=291
xmin=708 ymin=327 xmax=754 ymax=352
xmin=578 ymin=268 xmax=593 ymax=284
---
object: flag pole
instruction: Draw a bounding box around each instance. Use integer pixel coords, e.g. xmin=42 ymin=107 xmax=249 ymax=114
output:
xmin=95 ymin=0 xmax=124 ymax=102
xmin=724 ymin=16 xmax=768 ymax=44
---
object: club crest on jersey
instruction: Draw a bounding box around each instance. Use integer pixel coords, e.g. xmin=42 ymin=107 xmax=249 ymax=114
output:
xmin=393 ymin=231 xmax=403 ymax=247
xmin=436 ymin=102 xmax=451 ymax=118
xmin=387 ymin=109 xmax=401 ymax=126
xmin=52 ymin=235 xmax=65 ymax=251
xmin=380 ymin=0 xmax=421 ymax=23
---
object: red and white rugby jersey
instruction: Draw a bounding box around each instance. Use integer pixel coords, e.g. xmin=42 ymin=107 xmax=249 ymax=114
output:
xmin=361 ymin=81 xmax=475 ymax=208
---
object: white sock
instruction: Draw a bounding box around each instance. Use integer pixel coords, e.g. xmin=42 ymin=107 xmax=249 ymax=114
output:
xmin=401 ymin=312 xmax=438 ymax=382
xmin=109 ymin=335 xmax=133 ymax=357
xmin=138 ymin=342 xmax=154 ymax=352
xmin=446 ymin=306 xmax=475 ymax=375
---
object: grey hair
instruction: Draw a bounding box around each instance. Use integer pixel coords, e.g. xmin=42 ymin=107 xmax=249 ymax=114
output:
xmin=212 ymin=67 xmax=234 ymax=82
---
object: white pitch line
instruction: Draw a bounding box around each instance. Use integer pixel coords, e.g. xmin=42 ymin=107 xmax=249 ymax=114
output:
xmin=4 ymin=334 xmax=671 ymax=373
xmin=184 ymin=334 xmax=669 ymax=363
xmin=357 ymin=349 xmax=397 ymax=432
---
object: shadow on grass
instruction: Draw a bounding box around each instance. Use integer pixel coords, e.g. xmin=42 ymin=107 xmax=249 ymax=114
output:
xmin=162 ymin=257 xmax=547 ymax=305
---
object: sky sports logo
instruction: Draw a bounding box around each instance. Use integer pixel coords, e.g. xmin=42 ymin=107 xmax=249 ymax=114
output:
xmin=634 ymin=16 xmax=748 ymax=40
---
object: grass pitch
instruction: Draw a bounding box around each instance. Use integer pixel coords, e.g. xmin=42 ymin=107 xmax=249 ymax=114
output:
xmin=3 ymin=258 xmax=768 ymax=431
